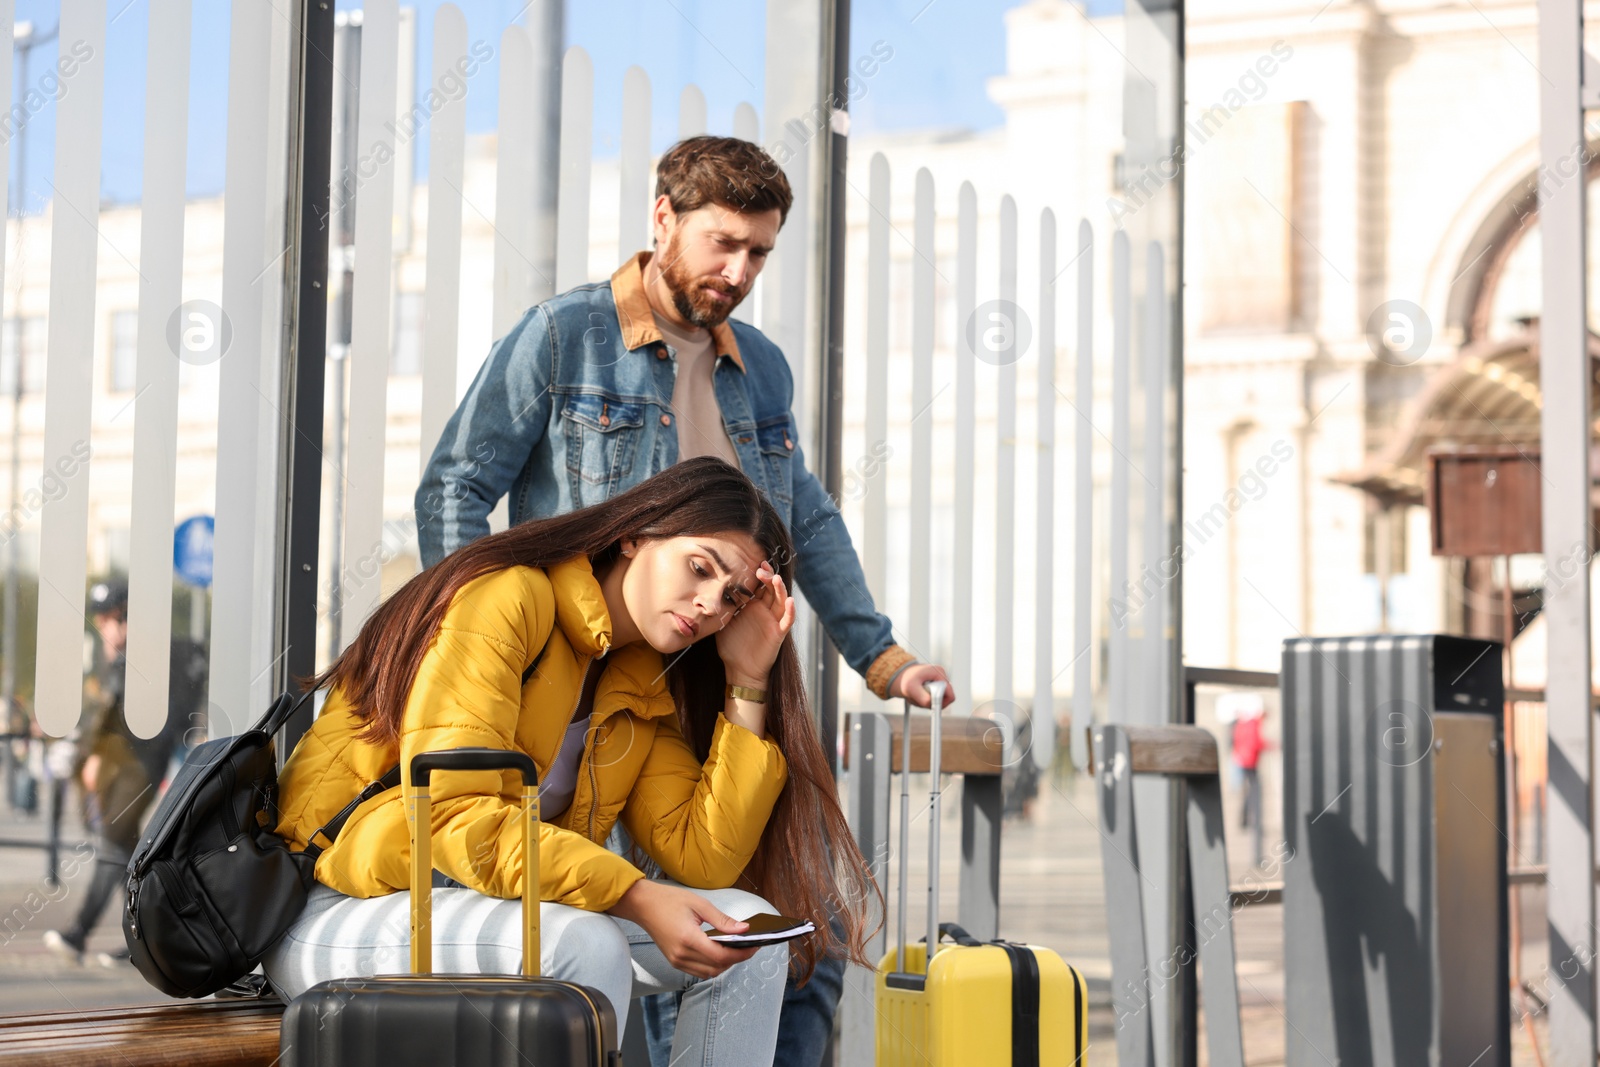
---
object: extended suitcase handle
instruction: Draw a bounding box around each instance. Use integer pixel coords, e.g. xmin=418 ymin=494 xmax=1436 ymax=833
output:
xmin=893 ymin=680 xmax=949 ymax=981
xmin=410 ymin=747 xmax=538 ymax=787
xmin=408 ymin=747 xmax=541 ymax=977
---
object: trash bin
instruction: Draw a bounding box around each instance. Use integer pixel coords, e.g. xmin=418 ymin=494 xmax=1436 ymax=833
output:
xmin=1281 ymin=634 xmax=1507 ymax=1067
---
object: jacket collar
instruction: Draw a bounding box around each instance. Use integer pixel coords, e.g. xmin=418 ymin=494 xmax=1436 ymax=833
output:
xmin=610 ymin=251 xmax=745 ymax=372
xmin=545 ymin=555 xmax=673 ymax=714
xmin=547 ymin=555 xmax=612 ymax=657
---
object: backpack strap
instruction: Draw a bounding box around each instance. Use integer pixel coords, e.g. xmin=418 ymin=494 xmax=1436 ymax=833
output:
xmin=303 ymin=763 xmax=402 ymax=858
xmin=258 ymin=689 xmax=317 ymax=738
xmin=301 ymin=639 xmax=550 ymax=859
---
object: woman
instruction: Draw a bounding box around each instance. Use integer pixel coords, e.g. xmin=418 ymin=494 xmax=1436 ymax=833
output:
xmin=262 ymin=458 xmax=876 ymax=1066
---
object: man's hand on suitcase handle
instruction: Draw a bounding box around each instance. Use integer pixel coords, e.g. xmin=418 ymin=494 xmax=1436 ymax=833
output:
xmin=890 ymin=663 xmax=956 ymax=709
xmin=609 ymin=879 xmax=760 ymax=979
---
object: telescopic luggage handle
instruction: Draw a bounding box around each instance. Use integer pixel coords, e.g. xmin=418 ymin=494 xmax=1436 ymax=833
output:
xmin=893 ymin=680 xmax=949 ymax=979
xmin=408 ymin=748 xmax=541 ymax=976
xmin=410 ymin=748 xmax=538 ymax=787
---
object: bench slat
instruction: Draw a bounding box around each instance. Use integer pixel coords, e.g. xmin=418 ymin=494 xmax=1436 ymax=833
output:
xmin=0 ymin=1000 xmax=274 ymax=1030
xmin=843 ymin=713 xmax=1004 ymax=775
xmin=0 ymin=1000 xmax=283 ymax=1067
xmin=1121 ymin=724 xmax=1219 ymax=775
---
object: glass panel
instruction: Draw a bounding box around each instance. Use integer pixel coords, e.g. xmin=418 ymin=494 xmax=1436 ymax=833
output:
xmin=0 ymin=0 xmax=295 ymax=1004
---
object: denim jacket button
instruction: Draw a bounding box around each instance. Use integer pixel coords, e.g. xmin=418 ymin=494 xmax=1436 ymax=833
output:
xmin=598 ymin=415 xmax=610 ymax=427
xmin=660 ymin=414 xmax=672 ymax=426
xmin=655 ymin=347 xmax=669 ymax=360
xmin=784 ymin=437 xmax=794 ymax=450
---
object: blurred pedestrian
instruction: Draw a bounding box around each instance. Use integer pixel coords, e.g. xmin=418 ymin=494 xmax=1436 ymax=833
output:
xmin=44 ymin=578 xmax=204 ymax=966
xmin=1230 ymin=697 xmax=1269 ymax=866
xmin=6 ymin=696 xmax=37 ymax=815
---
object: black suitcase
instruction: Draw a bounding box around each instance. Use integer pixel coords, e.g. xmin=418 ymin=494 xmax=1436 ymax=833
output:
xmin=279 ymin=748 xmax=623 ymax=1066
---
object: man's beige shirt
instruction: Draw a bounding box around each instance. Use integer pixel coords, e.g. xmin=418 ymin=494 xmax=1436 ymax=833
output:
xmin=652 ymin=310 xmax=740 ymax=467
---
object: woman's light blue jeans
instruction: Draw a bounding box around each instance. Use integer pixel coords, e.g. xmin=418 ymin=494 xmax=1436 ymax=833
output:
xmin=264 ymin=880 xmax=789 ymax=1067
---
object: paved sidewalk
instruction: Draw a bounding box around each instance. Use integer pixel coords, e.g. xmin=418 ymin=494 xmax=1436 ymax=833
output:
xmin=0 ymin=798 xmax=158 ymax=1013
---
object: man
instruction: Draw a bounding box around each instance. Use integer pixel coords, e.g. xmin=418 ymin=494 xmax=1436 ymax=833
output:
xmin=417 ymin=136 xmax=951 ymax=1067
xmin=44 ymin=579 xmax=206 ymax=965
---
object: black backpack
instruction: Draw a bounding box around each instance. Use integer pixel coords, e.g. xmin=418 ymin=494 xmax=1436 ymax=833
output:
xmin=122 ymin=691 xmax=399 ymax=998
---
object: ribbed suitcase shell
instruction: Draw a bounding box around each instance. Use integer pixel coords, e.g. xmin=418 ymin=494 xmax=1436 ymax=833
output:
xmin=874 ymin=941 xmax=1087 ymax=1065
xmin=279 ymin=975 xmax=619 ymax=1067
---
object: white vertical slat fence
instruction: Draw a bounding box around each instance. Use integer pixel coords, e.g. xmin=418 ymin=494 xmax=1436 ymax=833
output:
xmin=994 ymin=195 xmax=1018 ymax=725
xmin=846 ymin=155 xmax=1175 ymax=773
xmin=491 ymin=25 xmax=534 ymax=339
xmin=336 ymin=0 xmax=399 ymax=658
xmin=840 ymin=145 xmax=1181 ymax=1067
xmin=1071 ymin=220 xmax=1095 ymax=769
xmin=124 ymin=0 xmax=194 ymax=738
xmin=952 ymin=181 xmax=977 ymax=720
xmin=210 ymin=0 xmax=281 ymax=732
xmin=909 ymin=169 xmax=934 ymax=657
xmin=862 ymin=155 xmax=889 ymax=611
xmin=1141 ymin=240 xmax=1168 ymax=723
xmin=618 ymin=66 xmax=651 ymax=258
xmin=1033 ymin=209 xmax=1056 ymax=767
xmin=32 ymin=2 xmax=107 ymax=737
xmin=732 ymin=102 xmax=759 ymax=144
xmin=419 ymin=4 xmax=468 ymax=478
xmin=555 ymin=46 xmax=593 ymax=293
xmin=679 ymin=84 xmax=707 ymax=138
xmin=1107 ymin=229 xmax=1132 ymax=733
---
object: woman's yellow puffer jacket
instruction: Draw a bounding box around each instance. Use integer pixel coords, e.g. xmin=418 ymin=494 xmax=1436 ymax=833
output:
xmin=273 ymin=555 xmax=789 ymax=912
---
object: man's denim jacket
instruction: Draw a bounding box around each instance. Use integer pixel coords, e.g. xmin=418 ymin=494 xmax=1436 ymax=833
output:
xmin=417 ymin=253 xmax=915 ymax=697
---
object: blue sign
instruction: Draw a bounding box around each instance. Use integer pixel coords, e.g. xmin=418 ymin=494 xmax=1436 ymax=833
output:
xmin=174 ymin=515 xmax=215 ymax=588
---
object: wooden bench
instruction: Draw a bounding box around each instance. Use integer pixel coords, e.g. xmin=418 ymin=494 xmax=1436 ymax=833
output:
xmin=0 ymin=999 xmax=284 ymax=1066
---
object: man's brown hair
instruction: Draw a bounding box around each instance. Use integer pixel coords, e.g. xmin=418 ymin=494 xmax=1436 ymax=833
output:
xmin=655 ymin=135 xmax=793 ymax=226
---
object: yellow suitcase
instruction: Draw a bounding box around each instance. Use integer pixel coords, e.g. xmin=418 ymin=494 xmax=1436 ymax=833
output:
xmin=874 ymin=682 xmax=1089 ymax=1065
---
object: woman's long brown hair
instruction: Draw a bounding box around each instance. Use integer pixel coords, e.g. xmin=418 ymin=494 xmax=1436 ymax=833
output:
xmin=307 ymin=457 xmax=880 ymax=980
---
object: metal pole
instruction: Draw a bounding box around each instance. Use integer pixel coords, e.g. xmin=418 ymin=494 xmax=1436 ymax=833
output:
xmin=814 ymin=0 xmax=849 ymax=774
xmin=278 ymin=0 xmax=336 ymax=759
xmin=322 ymin=17 xmax=359 ymax=669
xmin=44 ymin=772 xmax=59 ymax=886
xmin=1535 ymin=0 xmax=1595 ymax=1056
xmin=925 ymin=680 xmax=946 ymax=964
xmin=896 ymin=699 xmax=912 ymax=973
xmin=1180 ymin=677 xmax=1199 ymax=1067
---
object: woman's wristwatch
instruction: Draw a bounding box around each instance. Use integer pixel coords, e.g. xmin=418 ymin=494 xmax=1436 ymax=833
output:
xmin=725 ymin=683 xmax=768 ymax=704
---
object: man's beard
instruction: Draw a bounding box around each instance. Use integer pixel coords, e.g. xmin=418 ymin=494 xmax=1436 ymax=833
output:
xmin=659 ymin=237 xmax=747 ymax=328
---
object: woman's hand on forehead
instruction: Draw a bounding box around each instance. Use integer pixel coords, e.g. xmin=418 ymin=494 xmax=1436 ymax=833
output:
xmin=715 ymin=557 xmax=795 ymax=689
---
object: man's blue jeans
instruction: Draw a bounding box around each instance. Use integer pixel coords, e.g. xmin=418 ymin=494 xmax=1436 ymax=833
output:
xmin=642 ymin=935 xmax=846 ymax=1067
